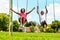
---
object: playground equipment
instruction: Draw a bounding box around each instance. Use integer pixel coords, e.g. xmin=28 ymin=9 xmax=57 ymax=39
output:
xmin=9 ymin=0 xmax=13 ymax=36
xmin=53 ymin=0 xmax=55 ymax=20
xmin=37 ymin=0 xmax=41 ymax=24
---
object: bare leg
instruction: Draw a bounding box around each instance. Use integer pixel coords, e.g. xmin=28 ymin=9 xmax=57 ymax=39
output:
xmin=22 ymin=18 xmax=27 ymax=32
xmin=19 ymin=17 xmax=23 ymax=27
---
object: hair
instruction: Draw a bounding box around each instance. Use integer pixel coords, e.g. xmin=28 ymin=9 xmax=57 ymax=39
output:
xmin=41 ymin=11 xmax=44 ymax=15
xmin=20 ymin=8 xmax=25 ymax=13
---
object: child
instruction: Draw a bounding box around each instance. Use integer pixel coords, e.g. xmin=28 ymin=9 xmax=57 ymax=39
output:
xmin=37 ymin=6 xmax=48 ymax=31
xmin=10 ymin=7 xmax=35 ymax=28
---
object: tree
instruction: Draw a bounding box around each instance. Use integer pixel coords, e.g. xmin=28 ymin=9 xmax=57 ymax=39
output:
xmin=24 ymin=21 xmax=36 ymax=27
xmin=12 ymin=20 xmax=20 ymax=31
xmin=0 ymin=13 xmax=10 ymax=31
xmin=51 ymin=20 xmax=60 ymax=32
xmin=58 ymin=21 xmax=60 ymax=28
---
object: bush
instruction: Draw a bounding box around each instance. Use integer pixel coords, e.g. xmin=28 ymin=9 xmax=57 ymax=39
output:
xmin=46 ymin=28 xmax=55 ymax=33
xmin=13 ymin=20 xmax=20 ymax=31
xmin=58 ymin=21 xmax=60 ymax=29
xmin=0 ymin=13 xmax=10 ymax=31
xmin=30 ymin=26 xmax=34 ymax=32
xmin=24 ymin=22 xmax=31 ymax=27
xmin=39 ymin=27 xmax=43 ymax=32
xmin=51 ymin=20 xmax=60 ymax=32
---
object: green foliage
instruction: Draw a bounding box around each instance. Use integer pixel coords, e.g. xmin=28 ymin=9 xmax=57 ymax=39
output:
xmin=58 ymin=21 xmax=60 ymax=28
xmin=29 ymin=21 xmax=36 ymax=26
xmin=25 ymin=21 xmax=36 ymax=27
xmin=24 ymin=22 xmax=31 ymax=27
xmin=13 ymin=20 xmax=20 ymax=31
xmin=0 ymin=13 xmax=10 ymax=31
xmin=51 ymin=20 xmax=60 ymax=32
xmin=46 ymin=28 xmax=55 ymax=33
xmin=39 ymin=26 xmax=44 ymax=32
xmin=30 ymin=26 xmax=34 ymax=32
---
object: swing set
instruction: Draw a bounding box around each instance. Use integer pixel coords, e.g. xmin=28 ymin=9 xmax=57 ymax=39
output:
xmin=9 ymin=0 xmax=55 ymax=36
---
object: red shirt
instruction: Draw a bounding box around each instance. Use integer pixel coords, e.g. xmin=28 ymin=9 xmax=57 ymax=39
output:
xmin=18 ymin=13 xmax=27 ymax=18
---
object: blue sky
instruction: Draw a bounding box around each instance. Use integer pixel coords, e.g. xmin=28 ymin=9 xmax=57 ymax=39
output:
xmin=0 ymin=0 xmax=60 ymax=24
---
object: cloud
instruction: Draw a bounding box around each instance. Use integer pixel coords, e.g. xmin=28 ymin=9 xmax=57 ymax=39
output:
xmin=43 ymin=3 xmax=60 ymax=23
xmin=0 ymin=0 xmax=9 ymax=14
xmin=47 ymin=3 xmax=60 ymax=17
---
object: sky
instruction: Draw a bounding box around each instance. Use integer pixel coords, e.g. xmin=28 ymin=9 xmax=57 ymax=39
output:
xmin=0 ymin=0 xmax=60 ymax=24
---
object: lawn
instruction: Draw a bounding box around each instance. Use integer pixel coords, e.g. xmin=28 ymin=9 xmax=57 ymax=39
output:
xmin=0 ymin=32 xmax=60 ymax=40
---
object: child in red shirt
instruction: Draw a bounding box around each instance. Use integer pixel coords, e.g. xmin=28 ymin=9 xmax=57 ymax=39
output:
xmin=11 ymin=7 xmax=35 ymax=27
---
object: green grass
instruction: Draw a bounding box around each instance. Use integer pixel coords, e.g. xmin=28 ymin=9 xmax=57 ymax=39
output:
xmin=0 ymin=32 xmax=60 ymax=40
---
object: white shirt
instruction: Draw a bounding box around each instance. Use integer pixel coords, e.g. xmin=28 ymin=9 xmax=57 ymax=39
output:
xmin=40 ymin=14 xmax=46 ymax=22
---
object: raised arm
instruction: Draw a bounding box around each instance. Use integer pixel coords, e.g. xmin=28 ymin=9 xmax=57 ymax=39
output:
xmin=45 ymin=6 xmax=48 ymax=14
xmin=26 ymin=7 xmax=35 ymax=14
xmin=37 ymin=6 xmax=39 ymax=14
xmin=10 ymin=8 xmax=19 ymax=14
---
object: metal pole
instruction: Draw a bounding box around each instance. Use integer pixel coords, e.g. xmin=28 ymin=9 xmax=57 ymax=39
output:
xmin=9 ymin=0 xmax=13 ymax=36
xmin=17 ymin=0 xmax=19 ymax=12
xmin=26 ymin=0 xmax=28 ymax=12
xmin=45 ymin=0 xmax=47 ymax=22
xmin=17 ymin=0 xmax=20 ymax=22
xmin=37 ymin=0 xmax=41 ymax=24
xmin=53 ymin=0 xmax=55 ymax=20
